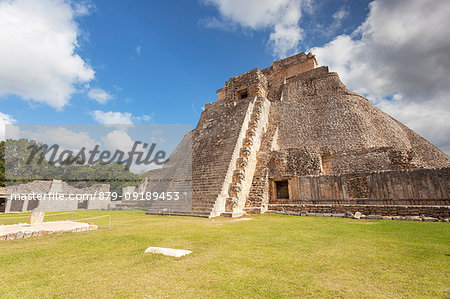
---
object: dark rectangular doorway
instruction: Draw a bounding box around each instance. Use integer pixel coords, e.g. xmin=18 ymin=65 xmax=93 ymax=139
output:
xmin=275 ymin=180 xmax=289 ymax=199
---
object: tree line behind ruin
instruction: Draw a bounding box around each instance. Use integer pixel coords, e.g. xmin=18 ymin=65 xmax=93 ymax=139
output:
xmin=0 ymin=139 xmax=145 ymax=195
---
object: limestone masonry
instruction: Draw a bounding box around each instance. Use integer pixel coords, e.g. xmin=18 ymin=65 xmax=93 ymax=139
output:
xmin=3 ymin=180 xmax=111 ymax=213
xmin=124 ymin=52 xmax=450 ymax=219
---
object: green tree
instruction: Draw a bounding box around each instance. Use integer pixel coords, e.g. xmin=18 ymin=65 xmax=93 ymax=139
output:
xmin=4 ymin=138 xmax=55 ymax=183
xmin=3 ymin=138 xmax=145 ymax=195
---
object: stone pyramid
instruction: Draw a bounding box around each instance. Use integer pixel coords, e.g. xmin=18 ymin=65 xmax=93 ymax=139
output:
xmin=124 ymin=52 xmax=450 ymax=218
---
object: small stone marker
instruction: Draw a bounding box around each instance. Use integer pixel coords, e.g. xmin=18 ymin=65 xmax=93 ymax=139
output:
xmin=353 ymin=212 xmax=361 ymax=219
xmin=144 ymin=247 xmax=192 ymax=257
xmin=30 ymin=211 xmax=45 ymax=226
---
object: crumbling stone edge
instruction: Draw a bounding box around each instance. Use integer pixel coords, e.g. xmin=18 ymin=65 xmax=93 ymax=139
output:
xmin=0 ymin=224 xmax=98 ymax=240
xmin=266 ymin=211 xmax=449 ymax=222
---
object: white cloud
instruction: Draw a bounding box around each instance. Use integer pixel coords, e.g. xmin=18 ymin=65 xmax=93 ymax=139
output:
xmin=0 ymin=0 xmax=95 ymax=110
xmin=310 ymin=0 xmax=450 ymax=154
xmin=72 ymin=1 xmax=93 ymax=16
xmin=113 ymin=85 xmax=123 ymax=92
xmin=21 ymin=126 xmax=97 ymax=152
xmin=102 ymin=129 xmax=135 ymax=153
xmin=91 ymin=110 xmax=153 ymax=125
xmin=101 ymin=129 xmax=156 ymax=173
xmin=332 ymin=7 xmax=349 ymax=23
xmin=324 ymin=6 xmax=349 ymax=36
xmin=203 ymin=0 xmax=310 ymax=58
xmin=134 ymin=114 xmax=153 ymax=123
xmin=0 ymin=112 xmax=17 ymax=140
xmin=87 ymin=87 xmax=113 ymax=104
xmin=91 ymin=110 xmax=133 ymax=125
xmin=136 ymin=46 xmax=142 ymax=55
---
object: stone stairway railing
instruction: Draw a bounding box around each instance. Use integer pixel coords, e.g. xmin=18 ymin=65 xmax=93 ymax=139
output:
xmin=221 ymin=96 xmax=271 ymax=217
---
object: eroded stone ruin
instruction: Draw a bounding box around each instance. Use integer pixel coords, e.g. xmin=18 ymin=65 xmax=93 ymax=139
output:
xmin=123 ymin=52 xmax=450 ymax=219
xmin=3 ymin=180 xmax=111 ymax=213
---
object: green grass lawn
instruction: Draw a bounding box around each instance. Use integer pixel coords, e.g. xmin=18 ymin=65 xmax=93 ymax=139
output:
xmin=1 ymin=211 xmax=449 ymax=298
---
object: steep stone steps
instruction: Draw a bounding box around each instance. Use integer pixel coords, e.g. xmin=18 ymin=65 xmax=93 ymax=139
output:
xmin=244 ymin=122 xmax=279 ymax=213
xmin=190 ymin=96 xmax=257 ymax=218
xmin=222 ymin=96 xmax=271 ymax=217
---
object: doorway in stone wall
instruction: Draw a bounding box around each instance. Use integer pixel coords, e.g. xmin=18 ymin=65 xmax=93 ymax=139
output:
xmin=9 ymin=198 xmax=24 ymax=212
xmin=77 ymin=200 xmax=88 ymax=209
xmin=238 ymin=89 xmax=248 ymax=100
xmin=275 ymin=180 xmax=289 ymax=199
xmin=270 ymin=178 xmax=292 ymax=200
xmin=0 ymin=198 xmax=5 ymax=213
xmin=26 ymin=198 xmax=39 ymax=211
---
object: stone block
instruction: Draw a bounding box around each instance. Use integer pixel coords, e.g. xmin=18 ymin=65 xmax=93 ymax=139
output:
xmin=30 ymin=211 xmax=45 ymax=226
xmin=144 ymin=247 xmax=192 ymax=257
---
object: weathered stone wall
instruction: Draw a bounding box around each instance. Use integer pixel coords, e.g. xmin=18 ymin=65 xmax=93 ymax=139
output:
xmin=324 ymin=148 xmax=413 ymax=175
xmin=6 ymin=181 xmax=52 ymax=195
xmin=268 ymin=204 xmax=449 ymax=219
xmin=262 ymin=52 xmax=317 ymax=102
xmin=4 ymin=180 xmax=111 ymax=213
xmin=6 ymin=181 xmax=52 ymax=212
xmin=266 ymin=168 xmax=450 ymax=218
xmin=271 ymin=66 xmax=450 ymax=175
xmin=217 ymin=68 xmax=268 ymax=102
xmin=286 ymin=168 xmax=449 ymax=201
xmin=191 ymin=96 xmax=255 ymax=216
xmin=267 ymin=149 xmax=322 ymax=177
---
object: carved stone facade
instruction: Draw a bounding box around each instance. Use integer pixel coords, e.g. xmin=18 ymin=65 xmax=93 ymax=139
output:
xmin=137 ymin=52 xmax=450 ymax=219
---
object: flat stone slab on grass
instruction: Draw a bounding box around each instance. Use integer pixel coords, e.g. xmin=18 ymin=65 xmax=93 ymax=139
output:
xmin=145 ymin=247 xmax=192 ymax=257
xmin=0 ymin=221 xmax=98 ymax=240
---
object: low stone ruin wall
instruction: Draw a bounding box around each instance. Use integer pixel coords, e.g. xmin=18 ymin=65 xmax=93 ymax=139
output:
xmin=268 ymin=204 xmax=449 ymax=219
xmin=268 ymin=167 xmax=450 ymax=219
xmin=4 ymin=180 xmax=111 ymax=213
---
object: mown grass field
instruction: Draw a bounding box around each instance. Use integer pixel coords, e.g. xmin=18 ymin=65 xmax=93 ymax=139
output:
xmin=0 ymin=210 xmax=449 ymax=298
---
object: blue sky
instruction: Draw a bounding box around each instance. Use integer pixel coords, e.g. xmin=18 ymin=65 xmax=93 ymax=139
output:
xmin=0 ymin=0 xmax=449 ymax=154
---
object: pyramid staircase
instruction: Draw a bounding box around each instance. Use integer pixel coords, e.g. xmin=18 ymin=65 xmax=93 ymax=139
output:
xmin=143 ymin=96 xmax=270 ymax=218
xmin=220 ymin=96 xmax=271 ymax=217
